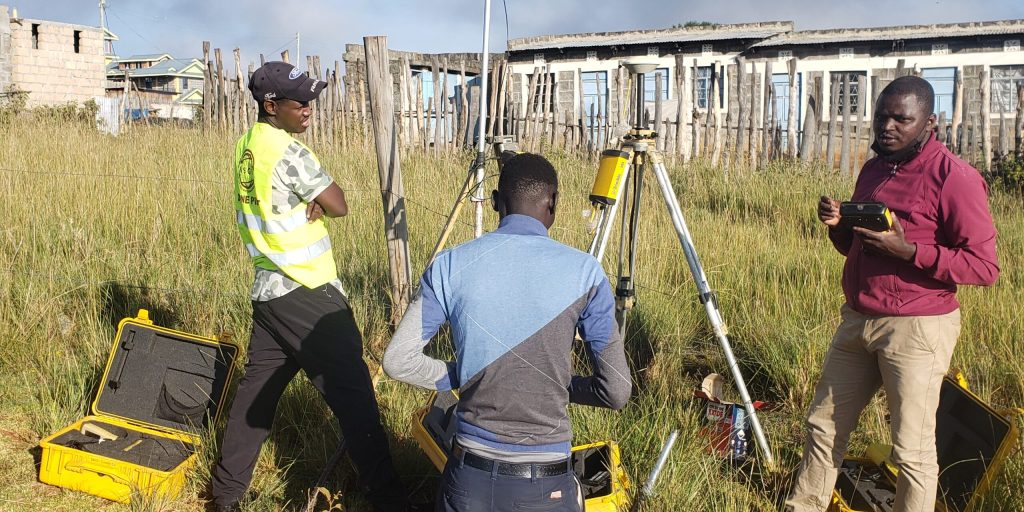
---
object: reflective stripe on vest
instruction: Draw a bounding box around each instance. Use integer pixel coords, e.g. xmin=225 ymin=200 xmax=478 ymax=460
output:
xmin=244 ymin=235 xmax=332 ymax=268
xmin=234 ymin=123 xmax=337 ymax=289
xmin=236 ymin=209 xmax=309 ymax=235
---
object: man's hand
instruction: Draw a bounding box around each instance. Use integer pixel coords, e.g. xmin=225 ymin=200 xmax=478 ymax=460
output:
xmin=818 ymin=196 xmax=842 ymax=228
xmin=854 ymin=216 xmax=917 ymax=262
xmin=306 ymin=201 xmax=324 ymax=223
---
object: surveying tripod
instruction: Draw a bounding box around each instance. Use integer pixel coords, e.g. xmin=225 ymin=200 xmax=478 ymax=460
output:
xmin=588 ymin=62 xmax=774 ymax=473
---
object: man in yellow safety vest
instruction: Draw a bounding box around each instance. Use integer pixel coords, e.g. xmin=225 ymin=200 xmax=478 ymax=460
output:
xmin=211 ymin=61 xmax=412 ymax=512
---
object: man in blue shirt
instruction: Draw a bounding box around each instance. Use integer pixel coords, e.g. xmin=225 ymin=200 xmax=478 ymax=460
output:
xmin=383 ymin=153 xmax=632 ymax=512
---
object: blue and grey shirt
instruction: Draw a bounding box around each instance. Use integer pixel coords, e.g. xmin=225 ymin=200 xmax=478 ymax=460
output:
xmin=383 ymin=214 xmax=632 ymax=462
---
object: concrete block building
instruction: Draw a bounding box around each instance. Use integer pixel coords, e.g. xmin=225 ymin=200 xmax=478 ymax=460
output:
xmin=1 ymin=4 xmax=105 ymax=108
xmin=505 ymin=19 xmax=1024 ymax=157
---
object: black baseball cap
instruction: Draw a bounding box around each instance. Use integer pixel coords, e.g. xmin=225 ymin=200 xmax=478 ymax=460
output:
xmin=249 ymin=61 xmax=326 ymax=103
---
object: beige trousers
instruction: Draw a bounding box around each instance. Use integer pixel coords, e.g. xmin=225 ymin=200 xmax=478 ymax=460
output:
xmin=786 ymin=304 xmax=961 ymax=512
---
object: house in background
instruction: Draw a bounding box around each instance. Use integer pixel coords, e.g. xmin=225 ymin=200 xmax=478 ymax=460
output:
xmin=745 ymin=20 xmax=1024 ymax=143
xmin=1 ymin=4 xmax=105 ymax=108
xmin=506 ymin=22 xmax=794 ymax=144
xmin=504 ymin=18 xmax=1024 ymax=157
xmin=102 ymin=26 xmax=117 ymax=64
xmin=106 ymin=53 xmax=205 ymax=120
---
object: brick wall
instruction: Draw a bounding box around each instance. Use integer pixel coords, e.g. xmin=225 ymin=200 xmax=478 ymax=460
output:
xmin=10 ymin=17 xmax=104 ymax=108
xmin=0 ymin=6 xmax=11 ymax=93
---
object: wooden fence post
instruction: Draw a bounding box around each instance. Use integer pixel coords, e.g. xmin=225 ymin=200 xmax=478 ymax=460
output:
xmin=707 ymin=63 xmax=719 ymax=164
xmin=826 ymin=74 xmax=841 ymax=168
xmin=654 ymin=72 xmax=664 ymax=150
xmin=998 ymin=105 xmax=1008 ymax=157
xmin=202 ymin=41 xmax=213 ymax=130
xmin=749 ymin=61 xmax=759 ymax=167
xmin=787 ymin=57 xmax=799 ymax=159
xmin=736 ymin=57 xmax=747 ymax=166
xmin=711 ymin=62 xmax=724 ymax=167
xmin=866 ymin=75 xmax=880 ymax=160
xmin=363 ymin=36 xmax=411 ymax=325
xmin=441 ymin=58 xmax=450 ymax=151
xmin=839 ymin=74 xmax=852 ymax=174
xmin=981 ymin=69 xmax=991 ymax=172
xmin=674 ymin=55 xmax=687 ymax=160
xmin=234 ymin=48 xmax=246 ymax=132
xmin=1015 ymin=83 xmax=1024 ymax=156
xmin=215 ymin=49 xmax=228 ymax=131
xmin=486 ymin=58 xmax=498 ymax=138
xmin=952 ymin=69 xmax=964 ymax=155
xmin=459 ymin=61 xmax=468 ymax=147
xmin=852 ymin=74 xmax=866 ymax=173
xmin=800 ymin=76 xmax=819 ymax=162
xmin=761 ymin=60 xmax=773 ymax=166
xmin=496 ymin=60 xmax=509 ymax=137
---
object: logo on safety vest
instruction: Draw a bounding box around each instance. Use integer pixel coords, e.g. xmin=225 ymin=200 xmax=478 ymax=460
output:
xmin=239 ymin=149 xmax=255 ymax=192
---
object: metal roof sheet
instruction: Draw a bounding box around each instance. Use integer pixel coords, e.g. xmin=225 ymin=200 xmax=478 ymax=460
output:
xmin=107 ymin=58 xmax=204 ymax=78
xmin=752 ymin=19 xmax=1024 ymax=47
xmin=115 ymin=53 xmax=173 ymax=63
xmin=508 ymin=22 xmax=793 ymax=52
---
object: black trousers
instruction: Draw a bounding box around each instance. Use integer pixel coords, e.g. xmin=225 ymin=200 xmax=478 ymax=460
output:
xmin=436 ymin=450 xmax=582 ymax=512
xmin=211 ymin=284 xmax=407 ymax=511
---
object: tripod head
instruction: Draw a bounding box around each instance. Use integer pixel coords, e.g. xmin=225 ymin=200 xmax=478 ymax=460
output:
xmin=622 ymin=61 xmax=659 ymax=135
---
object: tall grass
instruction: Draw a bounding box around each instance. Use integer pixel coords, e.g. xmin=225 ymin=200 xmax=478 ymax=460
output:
xmin=0 ymin=117 xmax=1020 ymax=511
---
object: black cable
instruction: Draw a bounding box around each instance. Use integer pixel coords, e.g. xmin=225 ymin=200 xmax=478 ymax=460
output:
xmin=502 ymin=0 xmax=511 ymax=50
xmin=107 ymin=9 xmax=162 ymax=53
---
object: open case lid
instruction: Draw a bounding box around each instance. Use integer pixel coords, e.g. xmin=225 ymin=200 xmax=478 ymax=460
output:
xmin=935 ymin=374 xmax=1019 ymax=512
xmin=91 ymin=310 xmax=240 ymax=436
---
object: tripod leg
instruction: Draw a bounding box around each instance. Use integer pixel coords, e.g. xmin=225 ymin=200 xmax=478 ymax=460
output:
xmin=428 ymin=168 xmax=477 ymax=266
xmin=649 ymin=156 xmax=775 ymax=468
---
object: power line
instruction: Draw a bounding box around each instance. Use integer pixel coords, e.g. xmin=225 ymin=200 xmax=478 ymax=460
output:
xmin=107 ymin=8 xmax=162 ymax=54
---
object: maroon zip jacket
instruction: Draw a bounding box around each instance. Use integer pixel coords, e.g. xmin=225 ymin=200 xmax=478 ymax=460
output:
xmin=828 ymin=133 xmax=999 ymax=317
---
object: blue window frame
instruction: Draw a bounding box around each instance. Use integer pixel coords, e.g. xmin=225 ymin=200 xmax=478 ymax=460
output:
xmin=581 ymin=71 xmax=608 ymax=144
xmin=922 ymin=67 xmax=956 ymax=118
xmin=695 ymin=66 xmax=724 ymax=109
xmin=772 ymin=72 xmax=803 ymax=147
xmin=643 ymin=68 xmax=670 ymax=102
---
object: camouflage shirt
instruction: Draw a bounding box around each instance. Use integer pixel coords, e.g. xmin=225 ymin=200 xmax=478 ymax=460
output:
xmin=250 ymin=139 xmax=346 ymax=302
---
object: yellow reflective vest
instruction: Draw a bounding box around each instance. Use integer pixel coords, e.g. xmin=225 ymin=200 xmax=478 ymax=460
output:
xmin=233 ymin=122 xmax=337 ymax=289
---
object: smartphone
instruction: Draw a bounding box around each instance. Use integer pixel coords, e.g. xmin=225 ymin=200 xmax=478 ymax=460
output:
xmin=839 ymin=202 xmax=892 ymax=232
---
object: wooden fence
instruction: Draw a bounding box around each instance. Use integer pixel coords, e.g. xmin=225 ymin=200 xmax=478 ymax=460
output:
xmin=199 ymin=43 xmax=1024 ymax=172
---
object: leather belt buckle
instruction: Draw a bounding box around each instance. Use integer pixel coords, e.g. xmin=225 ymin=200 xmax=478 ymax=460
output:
xmin=454 ymin=445 xmax=569 ymax=478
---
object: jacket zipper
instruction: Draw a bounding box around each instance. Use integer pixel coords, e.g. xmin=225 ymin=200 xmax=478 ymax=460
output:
xmin=869 ymin=162 xmax=900 ymax=199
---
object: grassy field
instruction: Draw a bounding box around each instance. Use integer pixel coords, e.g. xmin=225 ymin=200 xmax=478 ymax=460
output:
xmin=0 ymin=116 xmax=1021 ymax=512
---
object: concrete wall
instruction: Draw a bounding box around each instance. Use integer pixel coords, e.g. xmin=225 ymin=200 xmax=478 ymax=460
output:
xmin=9 ymin=15 xmax=104 ymax=107
xmin=0 ymin=6 xmax=11 ymax=93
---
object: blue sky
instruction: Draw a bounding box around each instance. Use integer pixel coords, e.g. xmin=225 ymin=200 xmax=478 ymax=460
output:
xmin=11 ymin=0 xmax=1024 ymax=65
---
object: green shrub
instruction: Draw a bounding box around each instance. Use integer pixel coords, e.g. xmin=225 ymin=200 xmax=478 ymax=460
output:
xmin=988 ymin=152 xmax=1024 ymax=194
xmin=0 ymin=86 xmax=28 ymax=123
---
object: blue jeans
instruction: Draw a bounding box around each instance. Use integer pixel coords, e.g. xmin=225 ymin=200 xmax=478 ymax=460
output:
xmin=436 ymin=451 xmax=582 ymax=512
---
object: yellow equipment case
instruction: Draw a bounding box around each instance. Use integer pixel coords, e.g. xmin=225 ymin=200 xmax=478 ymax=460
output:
xmin=38 ymin=310 xmax=239 ymax=503
xmin=411 ymin=391 xmax=632 ymax=512
xmin=829 ymin=373 xmax=1020 ymax=512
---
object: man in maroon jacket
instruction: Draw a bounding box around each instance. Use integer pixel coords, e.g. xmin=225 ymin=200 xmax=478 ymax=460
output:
xmin=786 ymin=76 xmax=1000 ymax=512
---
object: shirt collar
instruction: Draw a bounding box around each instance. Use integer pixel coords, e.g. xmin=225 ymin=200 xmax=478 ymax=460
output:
xmin=495 ymin=214 xmax=549 ymax=237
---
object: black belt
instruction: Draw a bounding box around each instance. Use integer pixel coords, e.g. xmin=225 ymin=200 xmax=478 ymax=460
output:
xmin=452 ymin=444 xmax=570 ymax=478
